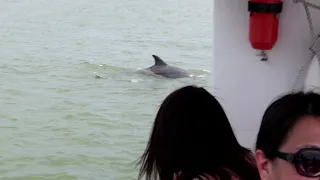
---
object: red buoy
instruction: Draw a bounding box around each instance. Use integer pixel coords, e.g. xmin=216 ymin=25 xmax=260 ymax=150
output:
xmin=248 ymin=0 xmax=283 ymax=50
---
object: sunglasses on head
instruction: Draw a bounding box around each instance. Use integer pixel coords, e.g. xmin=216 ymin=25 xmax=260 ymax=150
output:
xmin=274 ymin=147 xmax=320 ymax=177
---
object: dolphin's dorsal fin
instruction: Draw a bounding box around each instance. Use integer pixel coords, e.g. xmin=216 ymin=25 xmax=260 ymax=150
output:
xmin=152 ymin=55 xmax=167 ymax=66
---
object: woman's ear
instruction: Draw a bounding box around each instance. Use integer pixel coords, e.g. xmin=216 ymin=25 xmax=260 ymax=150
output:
xmin=254 ymin=150 xmax=273 ymax=180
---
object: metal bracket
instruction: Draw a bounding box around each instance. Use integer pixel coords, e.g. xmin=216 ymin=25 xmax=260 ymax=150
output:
xmin=257 ymin=50 xmax=268 ymax=61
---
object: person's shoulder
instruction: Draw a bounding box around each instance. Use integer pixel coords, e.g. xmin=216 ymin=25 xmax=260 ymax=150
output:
xmin=192 ymin=173 xmax=240 ymax=180
xmin=174 ymin=170 xmax=241 ymax=180
xmin=192 ymin=173 xmax=217 ymax=180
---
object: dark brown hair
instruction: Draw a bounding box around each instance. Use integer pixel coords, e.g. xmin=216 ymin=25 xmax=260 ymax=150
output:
xmin=256 ymin=91 xmax=320 ymax=160
xmin=137 ymin=85 xmax=260 ymax=180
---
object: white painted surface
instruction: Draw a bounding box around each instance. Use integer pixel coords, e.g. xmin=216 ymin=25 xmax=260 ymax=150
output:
xmin=304 ymin=56 xmax=320 ymax=92
xmin=212 ymin=0 xmax=320 ymax=148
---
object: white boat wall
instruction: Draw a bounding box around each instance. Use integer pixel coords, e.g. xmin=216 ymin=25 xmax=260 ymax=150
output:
xmin=304 ymin=34 xmax=320 ymax=92
xmin=212 ymin=0 xmax=320 ymax=147
xmin=304 ymin=55 xmax=320 ymax=92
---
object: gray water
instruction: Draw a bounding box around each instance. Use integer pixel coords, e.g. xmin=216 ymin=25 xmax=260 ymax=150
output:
xmin=0 ymin=0 xmax=212 ymax=179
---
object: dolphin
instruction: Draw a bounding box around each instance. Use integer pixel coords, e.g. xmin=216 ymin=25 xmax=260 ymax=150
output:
xmin=139 ymin=55 xmax=193 ymax=79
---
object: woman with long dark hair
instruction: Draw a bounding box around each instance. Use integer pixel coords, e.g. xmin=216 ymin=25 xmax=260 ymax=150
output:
xmin=255 ymin=91 xmax=320 ymax=180
xmin=136 ymin=85 xmax=260 ymax=180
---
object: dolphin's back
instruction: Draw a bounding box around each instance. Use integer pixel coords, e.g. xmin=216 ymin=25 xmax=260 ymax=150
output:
xmin=150 ymin=65 xmax=191 ymax=78
xmin=140 ymin=55 xmax=192 ymax=79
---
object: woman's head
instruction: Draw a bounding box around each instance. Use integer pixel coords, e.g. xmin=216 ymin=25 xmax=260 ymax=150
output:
xmin=137 ymin=85 xmax=255 ymax=180
xmin=255 ymin=91 xmax=320 ymax=180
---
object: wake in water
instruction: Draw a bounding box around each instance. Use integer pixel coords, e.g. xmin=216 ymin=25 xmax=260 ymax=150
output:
xmin=80 ymin=61 xmax=211 ymax=84
xmin=93 ymin=66 xmax=210 ymax=81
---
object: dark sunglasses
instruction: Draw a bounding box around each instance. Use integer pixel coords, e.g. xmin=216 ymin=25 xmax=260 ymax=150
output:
xmin=274 ymin=147 xmax=320 ymax=177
